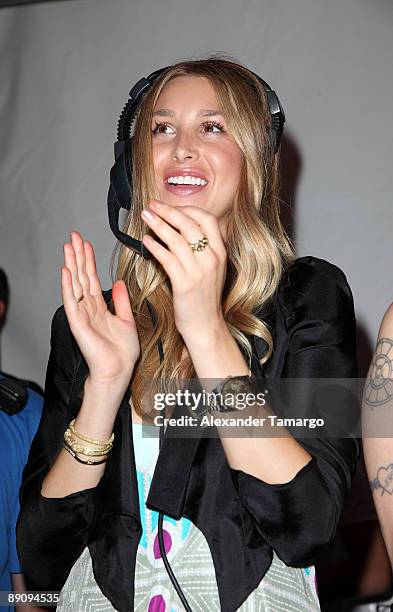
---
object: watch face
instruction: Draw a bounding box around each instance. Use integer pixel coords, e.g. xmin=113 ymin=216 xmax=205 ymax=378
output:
xmin=222 ymin=376 xmax=253 ymax=394
xmin=221 ymin=376 xmax=254 ymax=410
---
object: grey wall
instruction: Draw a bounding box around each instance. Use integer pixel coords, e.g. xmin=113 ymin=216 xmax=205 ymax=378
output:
xmin=0 ymin=0 xmax=392 ymax=384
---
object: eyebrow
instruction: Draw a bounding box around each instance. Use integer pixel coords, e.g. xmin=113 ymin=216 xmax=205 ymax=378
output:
xmin=152 ymin=109 xmax=224 ymax=118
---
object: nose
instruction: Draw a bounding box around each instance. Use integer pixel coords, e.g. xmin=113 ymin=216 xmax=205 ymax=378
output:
xmin=172 ymin=129 xmax=199 ymax=162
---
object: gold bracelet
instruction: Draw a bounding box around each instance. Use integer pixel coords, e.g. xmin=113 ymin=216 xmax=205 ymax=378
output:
xmin=64 ymin=428 xmax=113 ymax=452
xmin=65 ymin=425 xmax=113 ymax=450
xmin=64 ymin=430 xmax=112 ymax=456
xmin=63 ymin=437 xmax=110 ymax=461
xmin=69 ymin=418 xmax=115 ymax=446
xmin=63 ymin=441 xmax=109 ymax=465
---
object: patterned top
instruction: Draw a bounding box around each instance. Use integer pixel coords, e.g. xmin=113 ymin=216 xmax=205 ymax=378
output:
xmin=57 ymin=423 xmax=320 ymax=611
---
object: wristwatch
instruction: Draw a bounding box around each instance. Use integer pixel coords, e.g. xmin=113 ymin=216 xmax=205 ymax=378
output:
xmin=191 ymin=374 xmax=256 ymax=426
xmin=207 ymin=374 xmax=257 ymax=413
xmin=189 ymin=375 xmax=258 ymax=425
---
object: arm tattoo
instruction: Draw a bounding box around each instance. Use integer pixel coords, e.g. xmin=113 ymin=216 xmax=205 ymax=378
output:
xmin=370 ymin=463 xmax=393 ymax=496
xmin=363 ymin=337 xmax=393 ymax=407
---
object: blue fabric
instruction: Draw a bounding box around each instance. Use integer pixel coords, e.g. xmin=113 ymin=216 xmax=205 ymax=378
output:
xmin=0 ymin=375 xmax=43 ymax=611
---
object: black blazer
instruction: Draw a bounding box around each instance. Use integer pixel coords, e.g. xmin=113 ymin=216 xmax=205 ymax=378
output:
xmin=16 ymin=256 xmax=359 ymax=612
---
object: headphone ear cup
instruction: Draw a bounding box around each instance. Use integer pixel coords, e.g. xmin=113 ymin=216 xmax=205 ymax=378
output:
xmin=110 ymin=141 xmax=133 ymax=212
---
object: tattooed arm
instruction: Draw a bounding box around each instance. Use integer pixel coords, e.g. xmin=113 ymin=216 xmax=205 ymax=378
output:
xmin=363 ymin=303 xmax=393 ymax=562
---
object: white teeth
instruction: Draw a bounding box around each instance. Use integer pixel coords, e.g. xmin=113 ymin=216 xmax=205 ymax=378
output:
xmin=167 ymin=175 xmax=208 ymax=186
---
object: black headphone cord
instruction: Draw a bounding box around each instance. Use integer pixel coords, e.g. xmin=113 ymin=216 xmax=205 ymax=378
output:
xmin=157 ymin=512 xmax=193 ymax=612
xmin=146 ymin=299 xmax=193 ymax=612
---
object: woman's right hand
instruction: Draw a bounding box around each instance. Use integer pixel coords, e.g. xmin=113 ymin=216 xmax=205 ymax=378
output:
xmin=61 ymin=231 xmax=140 ymax=391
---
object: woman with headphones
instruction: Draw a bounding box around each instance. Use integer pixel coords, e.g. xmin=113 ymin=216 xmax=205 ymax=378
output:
xmin=17 ymin=56 xmax=359 ymax=612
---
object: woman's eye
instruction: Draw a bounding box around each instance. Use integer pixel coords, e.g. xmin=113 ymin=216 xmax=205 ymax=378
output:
xmin=152 ymin=122 xmax=174 ymax=135
xmin=202 ymin=121 xmax=225 ymax=133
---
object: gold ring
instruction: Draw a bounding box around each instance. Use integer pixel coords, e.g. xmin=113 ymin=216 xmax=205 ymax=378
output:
xmin=76 ymin=295 xmax=84 ymax=303
xmin=189 ymin=236 xmax=209 ymax=252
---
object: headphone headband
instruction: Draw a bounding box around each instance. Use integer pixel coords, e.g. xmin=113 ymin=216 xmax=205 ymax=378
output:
xmin=108 ymin=64 xmax=285 ymax=258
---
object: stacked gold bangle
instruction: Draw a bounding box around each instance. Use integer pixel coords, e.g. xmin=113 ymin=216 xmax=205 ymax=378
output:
xmin=63 ymin=419 xmax=115 ymax=466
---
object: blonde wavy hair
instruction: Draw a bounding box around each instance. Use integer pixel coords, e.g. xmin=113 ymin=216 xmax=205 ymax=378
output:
xmin=113 ymin=54 xmax=294 ymax=418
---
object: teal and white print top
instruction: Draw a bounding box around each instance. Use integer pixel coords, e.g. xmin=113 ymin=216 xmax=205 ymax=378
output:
xmin=57 ymin=423 xmax=320 ymax=611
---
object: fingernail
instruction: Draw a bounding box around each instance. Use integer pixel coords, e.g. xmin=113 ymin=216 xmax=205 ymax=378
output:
xmin=150 ymin=201 xmax=161 ymax=209
xmin=142 ymin=209 xmax=155 ymax=221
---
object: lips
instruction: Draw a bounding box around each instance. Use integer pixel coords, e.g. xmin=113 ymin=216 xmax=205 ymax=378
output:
xmin=165 ymin=182 xmax=208 ymax=196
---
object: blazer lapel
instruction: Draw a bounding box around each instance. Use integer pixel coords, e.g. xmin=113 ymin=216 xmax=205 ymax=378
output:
xmin=146 ymin=398 xmax=205 ymax=520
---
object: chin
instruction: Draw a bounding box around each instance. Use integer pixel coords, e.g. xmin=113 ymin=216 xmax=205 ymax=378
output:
xmin=164 ymin=198 xmax=204 ymax=209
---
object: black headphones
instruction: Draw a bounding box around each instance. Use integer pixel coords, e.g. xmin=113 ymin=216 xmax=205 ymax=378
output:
xmin=107 ymin=66 xmax=285 ymax=611
xmin=107 ymin=64 xmax=285 ymax=259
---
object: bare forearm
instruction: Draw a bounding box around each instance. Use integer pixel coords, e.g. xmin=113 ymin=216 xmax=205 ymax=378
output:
xmin=41 ymin=377 xmax=126 ymax=498
xmin=363 ymin=303 xmax=393 ymax=564
xmin=216 ymin=424 xmax=312 ymax=483
xmin=184 ymin=323 xmax=312 ymax=484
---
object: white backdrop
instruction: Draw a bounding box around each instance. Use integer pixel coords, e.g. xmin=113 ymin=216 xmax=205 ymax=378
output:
xmin=0 ymin=0 xmax=392 ymax=384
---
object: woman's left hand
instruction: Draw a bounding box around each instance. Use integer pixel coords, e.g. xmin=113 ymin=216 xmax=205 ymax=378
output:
xmin=141 ymin=200 xmax=228 ymax=343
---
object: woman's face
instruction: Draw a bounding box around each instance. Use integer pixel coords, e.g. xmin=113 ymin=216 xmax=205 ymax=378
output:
xmin=151 ymin=75 xmax=243 ymax=235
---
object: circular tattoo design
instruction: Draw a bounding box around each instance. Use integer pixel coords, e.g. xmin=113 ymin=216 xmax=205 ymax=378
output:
xmin=364 ymin=338 xmax=393 ymax=406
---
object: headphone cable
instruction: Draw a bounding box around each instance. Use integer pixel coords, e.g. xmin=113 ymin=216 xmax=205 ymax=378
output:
xmin=157 ymin=414 xmax=193 ymax=612
xmin=146 ymin=299 xmax=193 ymax=611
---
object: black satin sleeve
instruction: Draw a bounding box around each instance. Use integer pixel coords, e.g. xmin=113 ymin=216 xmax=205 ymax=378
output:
xmin=16 ymin=305 xmax=102 ymax=592
xmin=230 ymin=256 xmax=360 ymax=566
